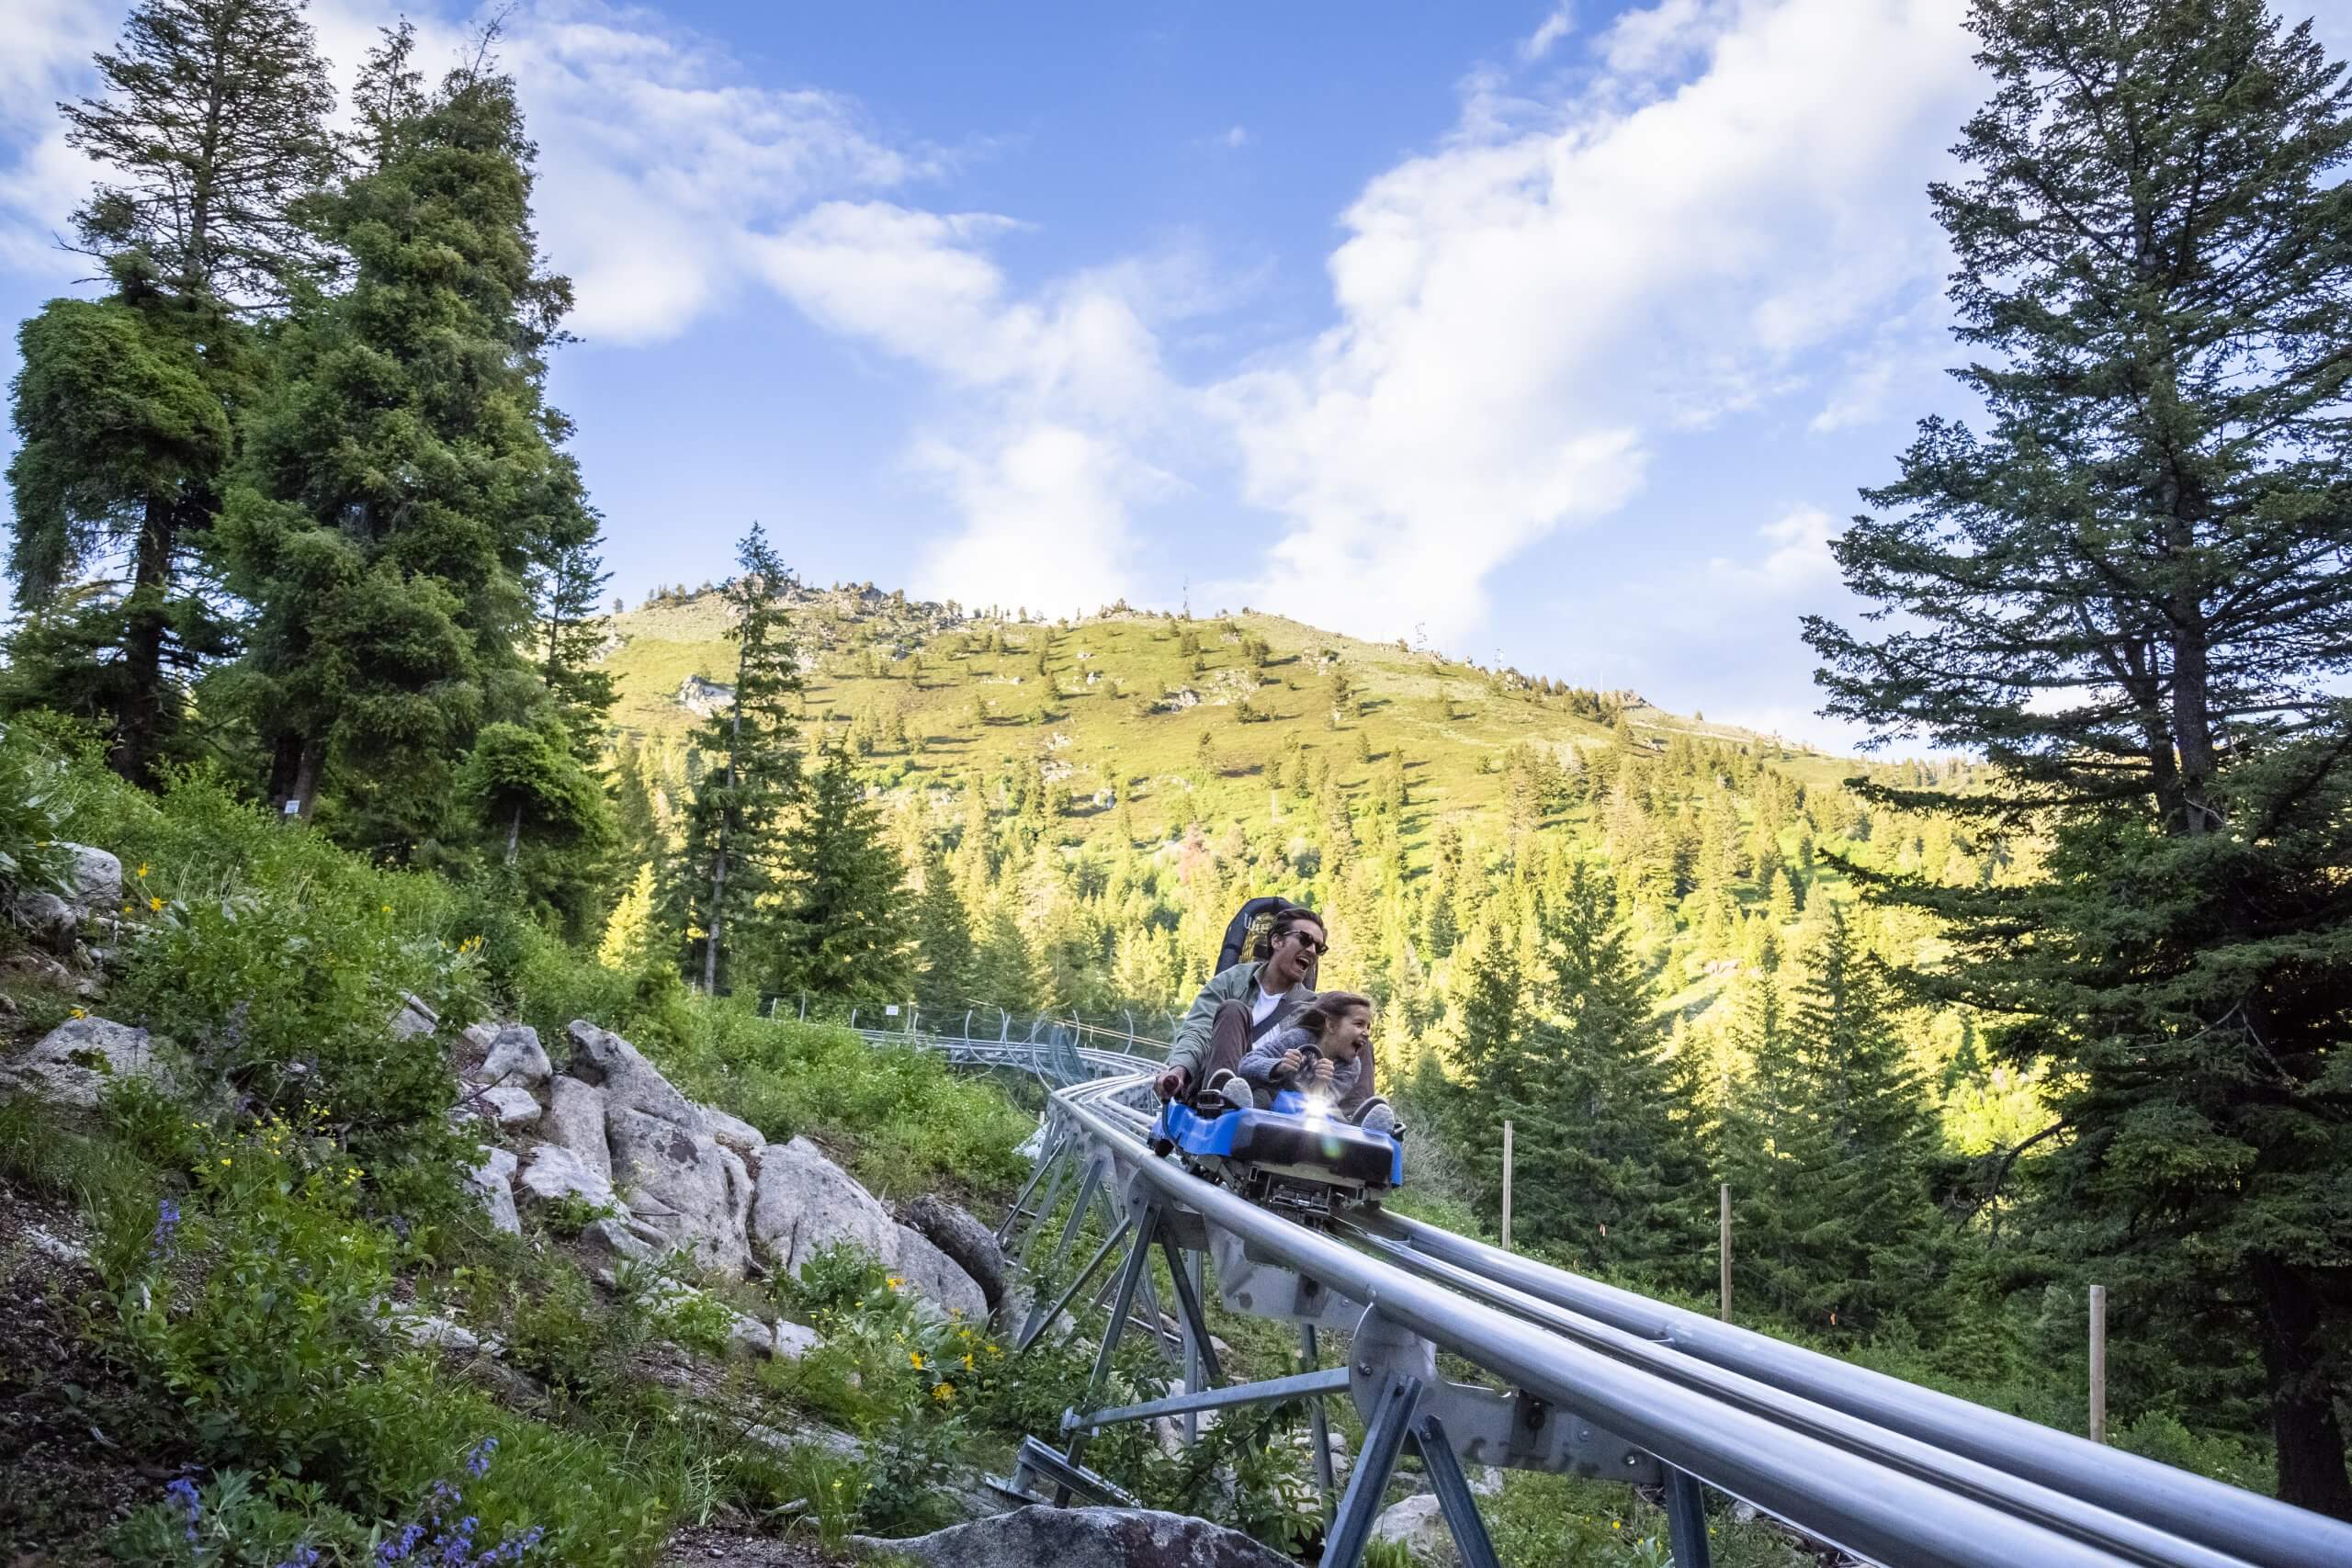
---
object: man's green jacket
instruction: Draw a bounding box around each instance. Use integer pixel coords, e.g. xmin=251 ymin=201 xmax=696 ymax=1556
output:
xmin=1165 ymin=959 xmax=1316 ymax=1082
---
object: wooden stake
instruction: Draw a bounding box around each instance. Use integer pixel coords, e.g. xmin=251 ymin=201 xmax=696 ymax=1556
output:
xmin=1719 ymin=1183 xmax=1733 ymax=1324
xmin=2089 ymin=1284 xmax=2108 ymax=1444
xmin=1501 ymin=1120 xmax=1514 ymax=1254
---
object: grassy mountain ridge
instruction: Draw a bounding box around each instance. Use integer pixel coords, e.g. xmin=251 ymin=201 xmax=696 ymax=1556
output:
xmin=598 ymin=581 xmax=1866 ymax=871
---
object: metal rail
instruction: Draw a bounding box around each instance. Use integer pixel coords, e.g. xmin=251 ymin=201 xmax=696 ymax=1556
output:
xmin=848 ymin=1021 xmax=2352 ymax=1568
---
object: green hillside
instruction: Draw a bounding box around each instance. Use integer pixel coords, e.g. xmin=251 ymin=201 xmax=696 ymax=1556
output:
xmin=601 ymin=581 xmax=1861 ymax=872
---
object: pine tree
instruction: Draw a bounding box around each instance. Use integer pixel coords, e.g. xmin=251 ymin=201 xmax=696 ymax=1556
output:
xmin=459 ymin=718 xmax=612 ymax=934
xmin=911 ymin=845 xmax=978 ymax=1013
xmin=1781 ymin=906 xmax=1948 ymax=1330
xmin=971 ymin=895 xmax=1039 ymax=1017
xmin=1439 ymin=914 xmax=1532 ymax=1220
xmin=6 ymin=0 xmax=335 ymax=783
xmin=770 ymin=743 xmax=910 ymax=1003
xmin=535 ymin=534 xmax=616 ymax=763
xmin=221 ymin=33 xmax=593 ymax=852
xmin=674 ymin=524 xmax=804 ymax=993
xmin=598 ymin=862 xmax=661 ymax=973
xmin=1803 ymin=0 xmax=2352 ymax=1511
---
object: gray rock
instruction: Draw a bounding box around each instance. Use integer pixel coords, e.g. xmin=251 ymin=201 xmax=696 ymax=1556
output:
xmin=605 ymin=1101 xmax=748 ymax=1275
xmin=460 ymin=1020 xmax=501 ymax=1055
xmin=774 ymin=1319 xmax=822 ymax=1359
xmin=476 ymin=1085 xmax=542 ymax=1128
xmin=388 ymin=1306 xmax=500 ymax=1356
xmin=892 ymin=1224 xmax=989 ymax=1324
xmin=23 ymin=1224 xmax=90 ymax=1268
xmin=480 ymin=1024 xmax=551 ymax=1088
xmin=516 ymin=1142 xmax=619 ymax=1211
xmin=581 ymin=1215 xmax=666 ymax=1263
xmin=466 ymin=1145 xmax=521 ymax=1235
xmin=700 ymin=1103 xmax=764 ymax=1159
xmin=899 ymin=1194 xmax=1009 ymax=1310
xmin=859 ymin=1506 xmax=1295 ymax=1568
xmin=566 ymin=1019 xmax=702 ymax=1128
xmin=59 ymin=843 xmax=123 ymax=917
xmin=544 ymin=1077 xmax=612 ymax=1180
xmin=6 ymin=1016 xmax=165 ymax=1108
xmin=390 ymin=993 xmax=439 ymax=1041
xmin=750 ymin=1136 xmax=899 ymax=1277
xmin=1371 ymin=1494 xmax=1453 ymax=1561
xmin=9 ymin=890 xmax=76 ymax=953
xmin=727 ymin=1311 xmax=775 ymax=1359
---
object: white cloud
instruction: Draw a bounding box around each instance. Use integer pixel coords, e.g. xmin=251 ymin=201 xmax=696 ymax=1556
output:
xmin=1519 ymin=6 xmax=1576 ymax=63
xmin=0 ymin=0 xmax=122 ymax=280
xmin=1704 ymin=505 xmax=1839 ymax=594
xmin=913 ymin=425 xmax=1153 ymax=613
xmin=1222 ymin=0 xmax=1979 ymax=647
xmin=1218 ymin=125 xmax=1250 ymax=150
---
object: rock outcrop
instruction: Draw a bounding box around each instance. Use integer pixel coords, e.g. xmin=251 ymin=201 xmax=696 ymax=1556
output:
xmin=452 ymin=1020 xmax=987 ymax=1314
xmin=750 ymin=1135 xmax=899 ymax=1277
xmin=899 ymin=1194 xmax=1009 ymax=1311
xmin=858 ymin=1506 xmax=1295 ymax=1568
xmin=5 ymin=1016 xmax=168 ymax=1108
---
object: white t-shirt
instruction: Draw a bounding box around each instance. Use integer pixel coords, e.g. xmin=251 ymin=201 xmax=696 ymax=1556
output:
xmin=1252 ymin=985 xmax=1294 ymax=1027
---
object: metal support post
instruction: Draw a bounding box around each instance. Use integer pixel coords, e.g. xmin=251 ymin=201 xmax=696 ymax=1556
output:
xmin=1408 ymin=1410 xmax=1504 ymax=1568
xmin=1062 ymin=1367 xmax=1351 ymax=1435
xmin=1183 ymin=1247 xmax=1206 ymax=1442
xmin=1018 ymin=1215 xmax=1134 ymax=1352
xmin=1301 ymin=1323 xmax=1337 ymax=1508
xmin=998 ymin=1132 xmax=1066 ymax=1244
xmin=1061 ymin=1206 xmax=1161 ymax=1495
xmin=1718 ymin=1182 xmax=1732 ymax=1324
xmin=1158 ymin=1232 xmax=1225 ymax=1388
xmin=1664 ymin=1467 xmax=1712 ymax=1568
xmin=1012 ymin=1148 xmax=1078 ymax=1269
xmin=1040 ymin=1158 xmax=1106 ymax=1278
xmin=1320 ymin=1372 xmax=1423 ymax=1568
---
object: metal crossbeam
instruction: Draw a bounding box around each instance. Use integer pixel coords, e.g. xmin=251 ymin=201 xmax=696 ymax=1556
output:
xmin=1062 ymin=1367 xmax=1351 ymax=1435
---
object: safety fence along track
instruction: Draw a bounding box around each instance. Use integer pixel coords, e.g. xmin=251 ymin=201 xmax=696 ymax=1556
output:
xmin=852 ymin=1020 xmax=2352 ymax=1568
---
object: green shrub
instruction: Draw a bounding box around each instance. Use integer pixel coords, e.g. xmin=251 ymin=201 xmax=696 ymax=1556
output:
xmin=115 ymin=1123 xmax=396 ymax=1476
xmin=0 ymin=720 xmax=75 ymax=897
xmin=105 ymin=784 xmax=486 ymax=1210
xmin=110 ymin=1470 xmax=348 ymax=1566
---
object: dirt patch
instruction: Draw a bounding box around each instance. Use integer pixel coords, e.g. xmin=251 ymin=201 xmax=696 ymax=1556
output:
xmin=0 ymin=1184 xmax=192 ymax=1565
xmin=660 ymin=1519 xmax=856 ymax=1566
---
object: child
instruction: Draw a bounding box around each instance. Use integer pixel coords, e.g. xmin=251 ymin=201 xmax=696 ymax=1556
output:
xmin=1213 ymin=990 xmax=1402 ymax=1137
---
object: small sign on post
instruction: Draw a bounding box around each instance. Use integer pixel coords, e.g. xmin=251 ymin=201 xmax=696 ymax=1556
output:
xmin=1720 ymin=1183 xmax=1733 ymax=1324
xmin=1501 ymin=1120 xmax=1514 ymax=1254
xmin=2089 ymin=1284 xmax=2108 ymax=1444
xmin=884 ymin=1004 xmax=900 ymax=1016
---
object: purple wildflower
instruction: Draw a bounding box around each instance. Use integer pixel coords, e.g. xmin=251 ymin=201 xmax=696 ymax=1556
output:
xmin=164 ymin=1477 xmax=200 ymax=1540
xmin=149 ymin=1198 xmax=181 ymax=1261
xmin=464 ymin=1437 xmax=497 ymax=1477
xmin=276 ymin=1548 xmax=322 ymax=1568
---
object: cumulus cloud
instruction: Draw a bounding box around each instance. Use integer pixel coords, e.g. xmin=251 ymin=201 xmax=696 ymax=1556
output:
xmin=1222 ymin=0 xmax=1980 ymax=646
xmin=0 ymin=0 xmax=125 ymax=278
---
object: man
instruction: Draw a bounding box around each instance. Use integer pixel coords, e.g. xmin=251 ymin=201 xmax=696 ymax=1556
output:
xmin=1154 ymin=904 xmax=1325 ymax=1101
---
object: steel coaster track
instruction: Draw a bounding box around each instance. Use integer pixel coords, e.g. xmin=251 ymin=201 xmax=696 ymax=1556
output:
xmin=853 ymin=1024 xmax=2352 ymax=1568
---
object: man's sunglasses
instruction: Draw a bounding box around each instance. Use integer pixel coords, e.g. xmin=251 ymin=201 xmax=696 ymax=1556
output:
xmin=1283 ymin=931 xmax=1329 ymax=956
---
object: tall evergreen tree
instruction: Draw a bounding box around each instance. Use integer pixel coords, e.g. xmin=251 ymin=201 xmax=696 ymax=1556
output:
xmin=770 ymin=742 xmax=910 ymax=1004
xmin=6 ymin=0 xmax=335 ymax=782
xmin=1438 ymin=914 xmax=1532 ymax=1221
xmin=674 ymin=524 xmax=804 ymax=993
xmin=1804 ymin=0 xmax=2352 ymax=1510
xmin=1517 ymin=861 xmax=1712 ymax=1290
xmin=222 ymin=32 xmax=592 ymax=851
xmin=535 ymin=534 xmax=616 ymax=763
xmin=910 ymin=845 xmax=978 ymax=1015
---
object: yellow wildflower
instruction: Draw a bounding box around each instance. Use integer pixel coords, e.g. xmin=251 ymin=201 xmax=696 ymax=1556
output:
xmin=931 ymin=1382 xmax=955 ymax=1403
xmin=136 ymin=863 xmax=148 ymax=879
xmin=149 ymin=896 xmax=163 ymax=912
xmin=909 ymin=1350 xmax=925 ymax=1371
xmin=886 ymin=1276 xmax=904 ymax=1292
xmin=69 ymin=1007 xmax=86 ymax=1020
xmin=960 ymin=1352 xmax=974 ymax=1371
xmin=220 ymin=1156 xmax=232 ymax=1167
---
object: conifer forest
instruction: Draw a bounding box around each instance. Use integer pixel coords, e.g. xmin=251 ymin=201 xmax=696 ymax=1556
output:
xmin=1 ymin=0 xmax=2347 ymax=1562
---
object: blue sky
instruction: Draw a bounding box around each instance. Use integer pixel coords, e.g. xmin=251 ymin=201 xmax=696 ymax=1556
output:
xmin=7 ymin=0 xmax=2350 ymax=748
